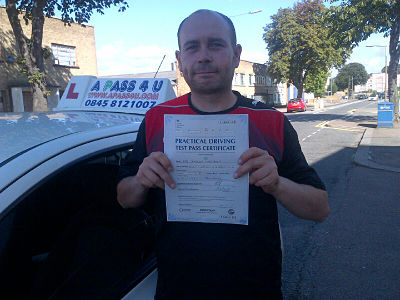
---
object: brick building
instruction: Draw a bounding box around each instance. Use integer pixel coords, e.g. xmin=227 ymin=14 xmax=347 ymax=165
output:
xmin=0 ymin=6 xmax=97 ymax=112
xmin=354 ymin=72 xmax=400 ymax=93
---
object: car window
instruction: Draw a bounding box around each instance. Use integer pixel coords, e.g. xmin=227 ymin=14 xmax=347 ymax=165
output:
xmin=0 ymin=147 xmax=156 ymax=299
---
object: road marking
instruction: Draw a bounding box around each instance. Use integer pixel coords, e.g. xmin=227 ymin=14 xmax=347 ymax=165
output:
xmin=301 ymin=129 xmax=322 ymax=142
xmin=312 ymin=100 xmax=365 ymax=114
xmin=325 ymin=126 xmax=363 ymax=132
xmin=347 ymin=109 xmax=356 ymax=114
xmin=316 ymin=121 xmax=329 ymax=128
xmin=315 ymin=120 xmax=364 ymax=132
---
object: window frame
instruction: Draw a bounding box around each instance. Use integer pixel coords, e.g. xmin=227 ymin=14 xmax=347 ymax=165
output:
xmin=51 ymin=43 xmax=78 ymax=67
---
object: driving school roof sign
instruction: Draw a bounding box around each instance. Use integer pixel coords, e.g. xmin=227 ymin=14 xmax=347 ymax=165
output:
xmin=57 ymin=76 xmax=176 ymax=114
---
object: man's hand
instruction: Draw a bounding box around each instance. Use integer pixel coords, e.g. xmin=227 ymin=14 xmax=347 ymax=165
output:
xmin=117 ymin=152 xmax=175 ymax=209
xmin=234 ymin=147 xmax=329 ymax=222
xmin=136 ymin=152 xmax=176 ymax=190
xmin=234 ymin=147 xmax=280 ymax=196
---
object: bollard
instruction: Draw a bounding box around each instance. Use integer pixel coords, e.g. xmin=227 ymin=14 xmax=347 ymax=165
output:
xmin=314 ymin=99 xmax=319 ymax=110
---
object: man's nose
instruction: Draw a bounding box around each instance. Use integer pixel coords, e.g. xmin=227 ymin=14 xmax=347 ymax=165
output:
xmin=197 ymin=46 xmax=212 ymax=63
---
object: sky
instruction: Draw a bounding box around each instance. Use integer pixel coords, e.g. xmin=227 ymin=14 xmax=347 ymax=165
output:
xmin=88 ymin=0 xmax=390 ymax=77
xmin=2 ymin=0 xmax=390 ymax=77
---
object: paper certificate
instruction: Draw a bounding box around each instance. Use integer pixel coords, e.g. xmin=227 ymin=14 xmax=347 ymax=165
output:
xmin=164 ymin=114 xmax=249 ymax=225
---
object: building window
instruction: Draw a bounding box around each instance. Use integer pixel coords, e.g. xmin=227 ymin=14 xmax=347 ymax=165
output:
xmin=255 ymin=76 xmax=266 ymax=86
xmin=233 ymin=73 xmax=240 ymax=86
xmin=240 ymin=73 xmax=245 ymax=86
xmin=249 ymin=74 xmax=255 ymax=86
xmin=51 ymin=44 xmax=77 ymax=66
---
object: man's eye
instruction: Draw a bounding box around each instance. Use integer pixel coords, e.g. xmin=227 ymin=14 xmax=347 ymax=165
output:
xmin=210 ymin=43 xmax=224 ymax=49
xmin=185 ymin=45 xmax=197 ymax=51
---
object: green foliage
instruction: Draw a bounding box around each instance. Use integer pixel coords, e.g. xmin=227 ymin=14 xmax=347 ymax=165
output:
xmin=334 ymin=62 xmax=369 ymax=91
xmin=16 ymin=56 xmax=50 ymax=94
xmin=14 ymin=0 xmax=129 ymax=24
xmin=329 ymin=0 xmax=400 ymax=121
xmin=263 ymin=0 xmax=349 ymax=97
xmin=16 ymin=56 xmax=26 ymax=65
xmin=26 ymin=72 xmax=45 ymax=85
xmin=304 ymin=69 xmax=329 ymax=97
xmin=328 ymin=0 xmax=399 ymax=44
xmin=6 ymin=0 xmax=129 ymax=111
xmin=381 ymin=64 xmax=400 ymax=73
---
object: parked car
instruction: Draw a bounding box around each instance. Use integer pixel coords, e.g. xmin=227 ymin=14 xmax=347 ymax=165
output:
xmin=287 ymin=98 xmax=307 ymax=113
xmin=0 ymin=76 xmax=176 ymax=299
xmin=369 ymin=94 xmax=378 ymax=101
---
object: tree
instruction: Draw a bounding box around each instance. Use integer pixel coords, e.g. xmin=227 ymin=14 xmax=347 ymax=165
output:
xmin=328 ymin=0 xmax=400 ymax=123
xmin=334 ymin=62 xmax=369 ymax=91
xmin=304 ymin=68 xmax=329 ymax=97
xmin=263 ymin=0 xmax=349 ymax=98
xmin=5 ymin=0 xmax=128 ymax=111
xmin=381 ymin=64 xmax=400 ymax=74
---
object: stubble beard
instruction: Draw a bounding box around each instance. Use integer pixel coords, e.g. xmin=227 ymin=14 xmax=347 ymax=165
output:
xmin=184 ymin=69 xmax=234 ymax=95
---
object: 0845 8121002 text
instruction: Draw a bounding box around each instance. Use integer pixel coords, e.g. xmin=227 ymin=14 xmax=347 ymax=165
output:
xmin=83 ymin=99 xmax=157 ymax=109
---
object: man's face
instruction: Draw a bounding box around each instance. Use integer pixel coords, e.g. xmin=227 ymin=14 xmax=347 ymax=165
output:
xmin=176 ymin=12 xmax=242 ymax=95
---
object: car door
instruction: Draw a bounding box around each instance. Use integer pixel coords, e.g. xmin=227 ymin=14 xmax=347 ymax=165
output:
xmin=0 ymin=132 xmax=157 ymax=299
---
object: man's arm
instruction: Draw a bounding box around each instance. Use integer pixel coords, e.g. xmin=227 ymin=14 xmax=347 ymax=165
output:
xmin=234 ymin=147 xmax=329 ymax=223
xmin=117 ymin=152 xmax=176 ymax=208
xmin=269 ymin=177 xmax=329 ymax=223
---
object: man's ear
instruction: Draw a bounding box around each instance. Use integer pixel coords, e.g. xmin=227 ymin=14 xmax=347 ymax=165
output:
xmin=175 ymin=50 xmax=181 ymax=67
xmin=233 ymin=44 xmax=242 ymax=68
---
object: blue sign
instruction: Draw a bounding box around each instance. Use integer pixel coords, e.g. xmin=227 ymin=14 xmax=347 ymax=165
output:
xmin=378 ymin=102 xmax=393 ymax=127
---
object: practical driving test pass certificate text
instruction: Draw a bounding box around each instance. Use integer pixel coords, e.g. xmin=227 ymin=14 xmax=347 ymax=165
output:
xmin=164 ymin=114 xmax=249 ymax=225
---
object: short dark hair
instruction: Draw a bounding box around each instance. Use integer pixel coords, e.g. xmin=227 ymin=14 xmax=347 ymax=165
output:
xmin=177 ymin=10 xmax=237 ymax=50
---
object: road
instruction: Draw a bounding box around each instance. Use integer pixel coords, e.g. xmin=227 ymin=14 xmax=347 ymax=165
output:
xmin=279 ymin=100 xmax=400 ymax=299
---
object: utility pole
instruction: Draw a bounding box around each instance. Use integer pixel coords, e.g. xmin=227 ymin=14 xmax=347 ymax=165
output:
xmin=352 ymin=76 xmax=354 ymax=99
xmin=366 ymin=45 xmax=387 ymax=99
xmin=384 ymin=48 xmax=387 ymax=99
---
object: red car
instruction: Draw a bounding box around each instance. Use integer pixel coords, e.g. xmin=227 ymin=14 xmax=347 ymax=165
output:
xmin=287 ymin=98 xmax=307 ymax=113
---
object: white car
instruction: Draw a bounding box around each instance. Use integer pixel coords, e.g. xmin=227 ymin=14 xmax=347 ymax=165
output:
xmin=368 ymin=94 xmax=378 ymax=101
xmin=0 ymin=76 xmax=176 ymax=299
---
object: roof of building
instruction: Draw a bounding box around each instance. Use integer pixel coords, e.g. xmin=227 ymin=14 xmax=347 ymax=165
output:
xmin=240 ymin=59 xmax=267 ymax=66
xmin=100 ymin=70 xmax=177 ymax=82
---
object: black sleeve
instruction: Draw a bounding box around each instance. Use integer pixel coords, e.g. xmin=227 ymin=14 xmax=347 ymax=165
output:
xmin=278 ymin=117 xmax=326 ymax=190
xmin=116 ymin=119 xmax=147 ymax=184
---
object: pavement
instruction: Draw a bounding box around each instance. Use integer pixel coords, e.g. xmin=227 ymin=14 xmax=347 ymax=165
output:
xmin=275 ymin=99 xmax=400 ymax=173
xmin=354 ymin=123 xmax=400 ymax=173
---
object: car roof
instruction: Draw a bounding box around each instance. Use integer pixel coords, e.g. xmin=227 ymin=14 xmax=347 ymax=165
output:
xmin=0 ymin=110 xmax=143 ymax=166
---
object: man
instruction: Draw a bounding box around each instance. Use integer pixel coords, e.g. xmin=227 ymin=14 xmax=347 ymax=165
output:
xmin=117 ymin=9 xmax=329 ymax=299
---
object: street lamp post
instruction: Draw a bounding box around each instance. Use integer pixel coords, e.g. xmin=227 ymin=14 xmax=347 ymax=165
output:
xmin=366 ymin=45 xmax=387 ymax=99
xmin=230 ymin=9 xmax=263 ymax=18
